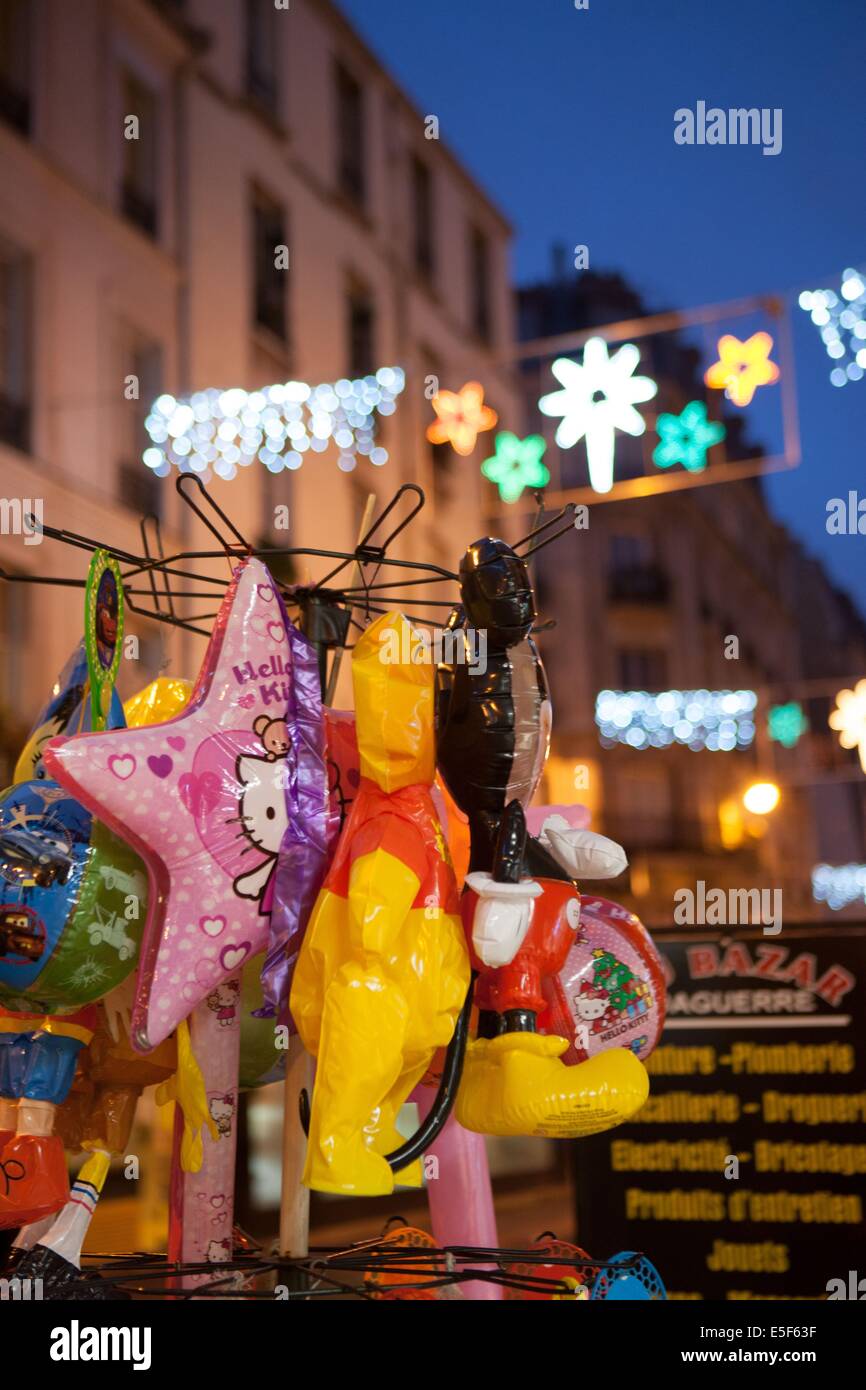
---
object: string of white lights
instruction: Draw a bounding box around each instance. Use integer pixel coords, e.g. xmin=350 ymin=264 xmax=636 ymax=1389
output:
xmin=142 ymin=367 xmax=405 ymax=480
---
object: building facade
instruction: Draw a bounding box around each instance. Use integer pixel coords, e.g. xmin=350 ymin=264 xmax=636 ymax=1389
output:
xmin=0 ymin=0 xmax=519 ymax=773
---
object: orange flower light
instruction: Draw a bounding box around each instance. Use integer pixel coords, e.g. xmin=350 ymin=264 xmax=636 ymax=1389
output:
xmin=704 ymin=332 xmax=780 ymax=408
xmin=426 ymin=381 xmax=497 ymax=456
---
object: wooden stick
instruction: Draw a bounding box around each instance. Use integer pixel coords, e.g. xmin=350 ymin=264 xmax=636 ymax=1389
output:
xmin=278 ymin=493 xmax=377 ymax=1263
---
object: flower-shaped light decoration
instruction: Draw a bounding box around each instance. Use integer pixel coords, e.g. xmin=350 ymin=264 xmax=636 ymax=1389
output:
xmin=767 ymin=701 xmax=809 ymax=749
xmin=538 ymin=338 xmax=658 ymax=494
xmin=481 ymin=432 xmax=549 ymax=503
xmin=704 ymin=332 xmax=779 ymax=408
xmin=653 ymin=400 xmax=726 ymax=474
xmin=830 ymin=680 xmax=866 ymax=773
xmin=799 ymin=269 xmax=866 ymax=388
xmin=426 ymin=381 xmax=498 ymax=456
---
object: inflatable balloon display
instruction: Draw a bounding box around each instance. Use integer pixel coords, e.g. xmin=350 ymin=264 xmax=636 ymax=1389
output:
xmin=0 ymin=783 xmax=147 ymax=1012
xmin=438 ymin=537 xmax=649 ymax=1139
xmin=44 ymin=558 xmax=300 ymax=1051
xmin=238 ymin=952 xmax=287 ymax=1090
xmin=539 ymin=896 xmax=666 ymax=1066
xmin=291 ymin=612 xmax=470 ymax=1196
xmin=123 ymin=677 xmax=193 ymax=728
xmin=13 ymin=642 xmax=125 ymax=785
xmin=0 ymin=677 xmax=198 ymax=1014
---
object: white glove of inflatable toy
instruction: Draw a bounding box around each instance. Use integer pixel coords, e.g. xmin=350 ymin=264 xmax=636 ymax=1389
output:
xmin=464 ymin=873 xmax=543 ymax=968
xmin=540 ymin=824 xmax=628 ymax=880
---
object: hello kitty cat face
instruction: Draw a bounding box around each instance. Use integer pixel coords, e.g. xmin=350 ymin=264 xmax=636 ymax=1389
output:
xmin=209 ymin=1094 xmax=235 ymax=1137
xmin=208 ymin=981 xmax=239 ymax=1009
xmin=207 ymin=1239 xmax=231 ymax=1263
xmin=236 ymin=754 xmax=288 ymax=856
xmin=575 ymin=991 xmax=608 ymax=1021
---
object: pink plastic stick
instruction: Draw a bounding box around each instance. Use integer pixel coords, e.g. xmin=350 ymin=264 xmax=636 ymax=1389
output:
xmin=171 ymin=979 xmax=242 ymax=1290
xmin=413 ymin=1085 xmax=503 ymax=1301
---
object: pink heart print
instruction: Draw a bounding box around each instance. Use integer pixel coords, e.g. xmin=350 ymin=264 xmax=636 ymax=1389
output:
xmin=178 ymin=771 xmax=221 ymax=818
xmin=220 ymin=943 xmax=251 ymax=971
xmin=108 ymin=754 xmax=136 ymax=780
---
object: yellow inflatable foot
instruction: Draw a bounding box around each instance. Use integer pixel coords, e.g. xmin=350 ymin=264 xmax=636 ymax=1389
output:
xmin=455 ymin=1032 xmax=649 ymax=1138
xmin=303 ymin=1138 xmax=394 ymax=1196
xmin=368 ymin=1126 xmax=423 ymax=1187
xmin=391 ymin=1156 xmax=424 ymax=1188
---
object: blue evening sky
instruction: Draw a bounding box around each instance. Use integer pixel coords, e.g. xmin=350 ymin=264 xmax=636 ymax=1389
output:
xmin=336 ymin=0 xmax=866 ymax=614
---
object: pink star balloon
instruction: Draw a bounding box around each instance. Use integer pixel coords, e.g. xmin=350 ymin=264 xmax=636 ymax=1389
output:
xmin=44 ymin=558 xmax=293 ymax=1050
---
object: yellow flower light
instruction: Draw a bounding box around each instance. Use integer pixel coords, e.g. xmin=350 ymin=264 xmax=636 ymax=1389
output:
xmin=426 ymin=381 xmax=498 ymax=456
xmin=830 ymin=679 xmax=866 ymax=773
xmin=704 ymin=331 xmax=779 ymax=408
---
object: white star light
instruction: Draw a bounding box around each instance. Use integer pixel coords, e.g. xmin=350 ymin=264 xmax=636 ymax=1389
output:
xmin=799 ymin=269 xmax=866 ymax=387
xmin=538 ymin=338 xmax=658 ymax=494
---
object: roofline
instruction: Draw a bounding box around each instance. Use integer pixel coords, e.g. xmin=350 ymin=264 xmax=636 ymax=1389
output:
xmin=313 ymin=0 xmax=513 ymax=236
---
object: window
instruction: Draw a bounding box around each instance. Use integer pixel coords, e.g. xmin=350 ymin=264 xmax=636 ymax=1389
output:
xmin=423 ymin=349 xmax=453 ymax=510
xmin=121 ymin=71 xmax=160 ymax=238
xmin=335 ymin=61 xmax=365 ymax=206
xmin=0 ymin=0 xmax=31 ymax=136
xmin=607 ymin=533 xmax=669 ymax=601
xmin=411 ymin=157 xmax=434 ymax=279
xmin=0 ymin=236 xmax=31 ymax=453
xmin=609 ymin=533 xmax=653 ymax=572
xmin=245 ymin=0 xmax=280 ymax=115
xmin=469 ymin=225 xmax=492 ymax=343
xmin=347 ymin=282 xmax=375 ymax=378
xmin=116 ymin=326 xmax=163 ymax=516
xmin=609 ymin=766 xmax=675 ymax=850
xmin=251 ymin=188 xmax=288 ymax=341
xmin=616 ymin=647 xmax=669 ymax=690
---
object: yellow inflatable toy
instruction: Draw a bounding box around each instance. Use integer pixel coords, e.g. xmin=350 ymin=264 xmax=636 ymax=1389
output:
xmin=290 ymin=612 xmax=470 ymax=1196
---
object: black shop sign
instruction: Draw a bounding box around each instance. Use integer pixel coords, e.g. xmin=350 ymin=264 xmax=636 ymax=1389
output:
xmin=574 ymin=927 xmax=866 ymax=1300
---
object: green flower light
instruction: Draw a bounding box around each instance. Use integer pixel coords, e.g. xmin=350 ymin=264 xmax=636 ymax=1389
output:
xmin=653 ymin=400 xmax=726 ymax=474
xmin=768 ymin=701 xmax=809 ymax=749
xmin=481 ymin=432 xmax=549 ymax=503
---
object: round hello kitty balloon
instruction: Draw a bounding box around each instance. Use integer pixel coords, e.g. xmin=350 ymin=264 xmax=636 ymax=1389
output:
xmin=539 ymin=895 xmax=666 ymax=1065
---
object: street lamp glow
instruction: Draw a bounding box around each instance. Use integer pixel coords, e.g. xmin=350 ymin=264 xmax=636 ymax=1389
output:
xmin=743 ymin=781 xmax=781 ymax=815
xmin=538 ymin=338 xmax=658 ymax=494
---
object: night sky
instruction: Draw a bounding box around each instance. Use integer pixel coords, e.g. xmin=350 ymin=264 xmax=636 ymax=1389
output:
xmin=337 ymin=0 xmax=866 ymax=615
